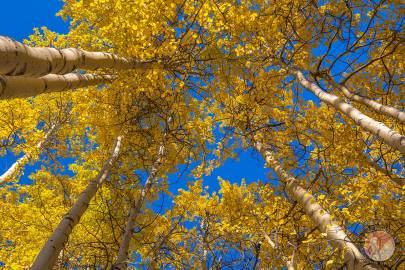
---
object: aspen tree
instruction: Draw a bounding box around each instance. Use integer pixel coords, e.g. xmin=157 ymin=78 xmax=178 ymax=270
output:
xmin=112 ymin=139 xmax=166 ymax=269
xmin=0 ymin=0 xmax=403 ymax=268
xmin=294 ymin=70 xmax=405 ymax=155
xmin=156 ymin=179 xmax=317 ymax=269
xmin=31 ymin=134 xmax=124 ymax=270
xmin=0 ymin=73 xmax=116 ymax=100
xmin=0 ymin=99 xmax=72 ymax=185
xmin=321 ymin=76 xmax=405 ymax=124
xmin=262 ymin=229 xmax=296 ymax=269
xmin=0 ymin=36 xmax=157 ymax=77
xmin=0 ymin=124 xmax=58 ymax=184
xmin=286 ymin=252 xmax=295 ymax=270
xmin=254 ymin=141 xmax=379 ymax=270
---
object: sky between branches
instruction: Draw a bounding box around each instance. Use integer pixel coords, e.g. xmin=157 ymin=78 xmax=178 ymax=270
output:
xmin=0 ymin=0 xmax=276 ymax=210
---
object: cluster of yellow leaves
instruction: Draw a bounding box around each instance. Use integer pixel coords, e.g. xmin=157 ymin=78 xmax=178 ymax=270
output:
xmin=0 ymin=0 xmax=403 ymax=268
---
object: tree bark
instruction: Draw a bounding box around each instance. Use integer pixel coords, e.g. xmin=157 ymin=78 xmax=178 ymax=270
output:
xmin=30 ymin=135 xmax=124 ymax=270
xmin=340 ymin=85 xmax=405 ymax=124
xmin=286 ymin=250 xmax=295 ymax=270
xmin=262 ymin=228 xmax=294 ymax=268
xmin=261 ymin=229 xmax=276 ymax=249
xmin=0 ymin=124 xmax=58 ymax=184
xmin=0 ymin=36 xmax=157 ymax=77
xmin=200 ymin=218 xmax=209 ymax=270
xmin=111 ymin=143 xmax=166 ymax=269
xmin=295 ymin=70 xmax=405 ymax=155
xmin=323 ymin=76 xmax=405 ymax=124
xmin=0 ymin=73 xmax=116 ymax=100
xmin=255 ymin=142 xmax=380 ymax=270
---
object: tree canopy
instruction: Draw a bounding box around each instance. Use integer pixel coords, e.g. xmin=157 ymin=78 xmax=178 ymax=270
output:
xmin=0 ymin=0 xmax=403 ymax=269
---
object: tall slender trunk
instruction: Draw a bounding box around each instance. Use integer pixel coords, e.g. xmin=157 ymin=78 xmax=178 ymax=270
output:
xmin=201 ymin=245 xmax=209 ymax=270
xmin=200 ymin=218 xmax=209 ymax=270
xmin=0 ymin=36 xmax=157 ymax=77
xmin=295 ymin=70 xmax=405 ymax=155
xmin=324 ymin=77 xmax=405 ymax=124
xmin=0 ymin=73 xmax=115 ymax=100
xmin=262 ymin=229 xmax=294 ymax=268
xmin=0 ymin=124 xmax=58 ymax=184
xmin=111 ymin=143 xmax=166 ymax=269
xmin=255 ymin=142 xmax=379 ymax=270
xmin=286 ymin=250 xmax=295 ymax=270
xmin=31 ymin=135 xmax=124 ymax=270
xmin=261 ymin=229 xmax=276 ymax=249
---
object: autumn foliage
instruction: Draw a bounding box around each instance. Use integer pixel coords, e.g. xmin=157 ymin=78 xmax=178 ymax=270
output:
xmin=0 ymin=0 xmax=403 ymax=269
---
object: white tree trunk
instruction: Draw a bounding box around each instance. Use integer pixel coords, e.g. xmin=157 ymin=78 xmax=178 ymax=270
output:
xmin=286 ymin=251 xmax=295 ymax=270
xmin=321 ymin=74 xmax=405 ymax=124
xmin=255 ymin=142 xmax=379 ymax=270
xmin=200 ymin=217 xmax=209 ymax=270
xmin=295 ymin=70 xmax=405 ymax=155
xmin=0 ymin=36 xmax=157 ymax=77
xmin=339 ymin=84 xmax=405 ymax=124
xmin=262 ymin=228 xmax=294 ymax=268
xmin=0 ymin=73 xmax=116 ymax=99
xmin=112 ymin=143 xmax=166 ymax=269
xmin=30 ymin=135 xmax=124 ymax=270
xmin=261 ymin=229 xmax=276 ymax=249
xmin=0 ymin=124 xmax=58 ymax=184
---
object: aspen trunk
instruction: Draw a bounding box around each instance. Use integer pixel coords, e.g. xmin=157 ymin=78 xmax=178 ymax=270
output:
xmin=200 ymin=218 xmax=209 ymax=270
xmin=286 ymin=261 xmax=295 ymax=270
xmin=0 ymin=155 xmax=29 ymax=184
xmin=327 ymin=78 xmax=405 ymax=124
xmin=0 ymin=36 xmax=157 ymax=77
xmin=201 ymin=249 xmax=209 ymax=270
xmin=295 ymin=70 xmax=405 ymax=155
xmin=112 ymin=143 xmax=165 ymax=269
xmin=0 ymin=73 xmax=115 ymax=100
xmin=255 ymin=142 xmax=379 ymax=270
xmin=261 ymin=230 xmax=276 ymax=249
xmin=286 ymin=251 xmax=295 ymax=270
xmin=0 ymin=124 xmax=58 ymax=184
xmin=262 ymin=229 xmax=294 ymax=268
xmin=31 ymin=135 xmax=124 ymax=270
xmin=340 ymin=85 xmax=405 ymax=124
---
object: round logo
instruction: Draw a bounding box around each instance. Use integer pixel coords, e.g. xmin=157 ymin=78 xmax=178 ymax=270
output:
xmin=363 ymin=231 xmax=395 ymax=261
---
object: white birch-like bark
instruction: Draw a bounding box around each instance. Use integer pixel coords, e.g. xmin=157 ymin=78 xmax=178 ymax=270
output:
xmin=261 ymin=229 xmax=276 ymax=249
xmin=262 ymin=229 xmax=295 ymax=269
xmin=255 ymin=142 xmax=379 ymax=270
xmin=295 ymin=70 xmax=405 ymax=155
xmin=0 ymin=36 xmax=157 ymax=77
xmin=340 ymin=85 xmax=405 ymax=124
xmin=200 ymin=218 xmax=209 ymax=270
xmin=0 ymin=73 xmax=116 ymax=100
xmin=0 ymin=124 xmax=58 ymax=184
xmin=111 ymin=143 xmax=166 ymax=269
xmin=326 ymin=78 xmax=405 ymax=124
xmin=30 ymin=135 xmax=124 ymax=270
xmin=286 ymin=251 xmax=295 ymax=270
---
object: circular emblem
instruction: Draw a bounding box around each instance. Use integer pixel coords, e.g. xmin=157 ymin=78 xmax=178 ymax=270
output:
xmin=363 ymin=230 xmax=395 ymax=261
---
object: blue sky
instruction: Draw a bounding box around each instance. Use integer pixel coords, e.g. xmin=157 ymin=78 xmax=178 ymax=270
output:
xmin=0 ymin=0 xmax=68 ymax=42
